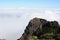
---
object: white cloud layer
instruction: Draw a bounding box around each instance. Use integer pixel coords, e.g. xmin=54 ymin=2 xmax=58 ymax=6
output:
xmin=0 ymin=8 xmax=60 ymax=40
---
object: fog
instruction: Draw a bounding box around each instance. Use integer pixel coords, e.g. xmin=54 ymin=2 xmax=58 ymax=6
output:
xmin=0 ymin=8 xmax=60 ymax=40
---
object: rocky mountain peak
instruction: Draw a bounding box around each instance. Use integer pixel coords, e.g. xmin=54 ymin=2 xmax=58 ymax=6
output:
xmin=18 ymin=18 xmax=60 ymax=40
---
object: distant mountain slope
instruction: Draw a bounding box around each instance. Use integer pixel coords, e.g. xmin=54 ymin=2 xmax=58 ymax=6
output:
xmin=18 ymin=17 xmax=60 ymax=40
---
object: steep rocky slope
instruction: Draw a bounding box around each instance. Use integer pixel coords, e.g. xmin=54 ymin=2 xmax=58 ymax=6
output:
xmin=18 ymin=17 xmax=60 ymax=40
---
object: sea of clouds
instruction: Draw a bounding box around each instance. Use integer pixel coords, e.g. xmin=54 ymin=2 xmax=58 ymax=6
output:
xmin=0 ymin=8 xmax=60 ymax=40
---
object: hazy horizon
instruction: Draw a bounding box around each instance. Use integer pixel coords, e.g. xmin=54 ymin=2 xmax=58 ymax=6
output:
xmin=0 ymin=8 xmax=60 ymax=40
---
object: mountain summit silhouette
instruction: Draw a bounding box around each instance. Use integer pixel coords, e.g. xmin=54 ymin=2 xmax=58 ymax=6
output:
xmin=18 ymin=17 xmax=60 ymax=40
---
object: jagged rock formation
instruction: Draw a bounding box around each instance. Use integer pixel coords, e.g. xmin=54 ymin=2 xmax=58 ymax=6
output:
xmin=18 ymin=17 xmax=60 ymax=40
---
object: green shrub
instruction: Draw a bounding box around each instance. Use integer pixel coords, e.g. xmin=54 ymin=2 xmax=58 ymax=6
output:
xmin=28 ymin=36 xmax=38 ymax=40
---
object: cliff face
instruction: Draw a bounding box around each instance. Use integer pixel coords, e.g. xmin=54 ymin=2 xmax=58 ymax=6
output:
xmin=18 ymin=18 xmax=60 ymax=40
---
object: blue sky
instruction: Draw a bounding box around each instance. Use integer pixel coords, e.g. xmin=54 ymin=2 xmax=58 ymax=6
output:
xmin=0 ymin=0 xmax=60 ymax=8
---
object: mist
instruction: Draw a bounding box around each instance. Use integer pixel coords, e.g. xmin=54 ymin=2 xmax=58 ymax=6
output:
xmin=0 ymin=8 xmax=60 ymax=40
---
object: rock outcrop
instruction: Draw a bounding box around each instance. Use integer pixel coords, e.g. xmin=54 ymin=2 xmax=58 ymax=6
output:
xmin=18 ymin=17 xmax=60 ymax=40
